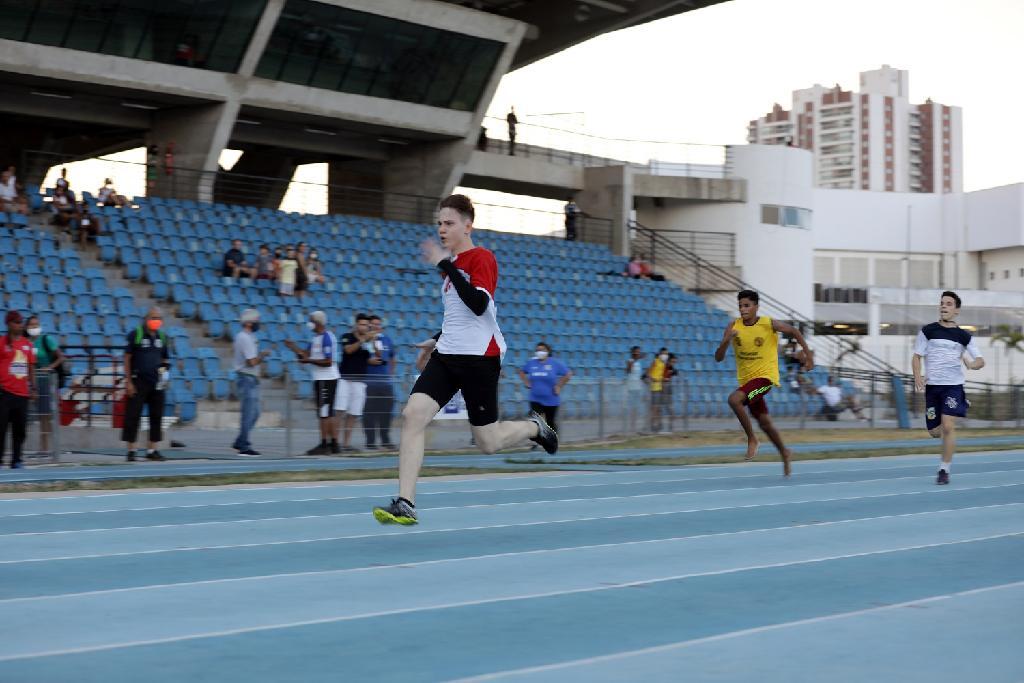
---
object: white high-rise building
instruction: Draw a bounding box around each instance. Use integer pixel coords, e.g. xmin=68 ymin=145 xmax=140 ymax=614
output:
xmin=747 ymin=66 xmax=962 ymax=193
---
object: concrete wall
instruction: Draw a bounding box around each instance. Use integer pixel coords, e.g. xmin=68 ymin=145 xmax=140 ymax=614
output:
xmin=965 ymin=183 xmax=1024 ymax=251
xmin=978 ymin=246 xmax=1024 ymax=291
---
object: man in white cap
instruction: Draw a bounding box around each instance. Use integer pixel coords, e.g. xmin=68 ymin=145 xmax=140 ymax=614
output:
xmin=233 ymin=308 xmax=270 ymax=456
xmin=285 ymin=310 xmax=341 ymax=454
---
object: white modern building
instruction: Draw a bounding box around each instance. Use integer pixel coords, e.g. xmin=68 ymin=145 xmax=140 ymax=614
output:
xmin=634 ymin=144 xmax=1024 ymax=383
xmin=747 ymin=66 xmax=962 ymax=194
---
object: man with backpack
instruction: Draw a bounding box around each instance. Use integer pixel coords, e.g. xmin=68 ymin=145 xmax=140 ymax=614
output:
xmin=122 ymin=307 xmax=171 ymax=462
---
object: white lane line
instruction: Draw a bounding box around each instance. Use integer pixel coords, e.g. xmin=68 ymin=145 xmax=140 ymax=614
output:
xmin=4 ymin=469 xmax=1022 ymax=539
xmin=3 ymin=450 xmax=1018 ymax=503
xmin=1 ymin=483 xmax=1019 ymax=568
xmin=449 ymin=579 xmax=1024 ymax=682
xmin=1 ymin=503 xmax=1019 ymax=603
xmin=1 ymin=532 xmax=1021 ymax=663
xmin=4 ymin=459 xmax=998 ymax=518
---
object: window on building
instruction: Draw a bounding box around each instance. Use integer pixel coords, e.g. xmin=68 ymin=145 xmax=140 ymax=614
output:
xmin=990 ymin=272 xmax=995 ymax=281
xmin=1005 ymin=270 xmax=1010 ymax=279
xmin=760 ymin=205 xmax=780 ymax=225
xmin=255 ymin=0 xmax=503 ymax=111
xmin=0 ymin=0 xmax=267 ymax=72
xmin=1019 ymin=268 xmax=1024 ymax=277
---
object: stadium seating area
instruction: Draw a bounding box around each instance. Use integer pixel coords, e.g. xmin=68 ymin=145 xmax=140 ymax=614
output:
xmin=6 ymin=188 xmax=831 ymax=422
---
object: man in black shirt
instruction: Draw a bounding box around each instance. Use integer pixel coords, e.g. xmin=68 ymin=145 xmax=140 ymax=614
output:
xmin=222 ymin=239 xmax=254 ymax=279
xmin=337 ymin=313 xmax=373 ymax=452
xmin=122 ymin=307 xmax=171 ymax=462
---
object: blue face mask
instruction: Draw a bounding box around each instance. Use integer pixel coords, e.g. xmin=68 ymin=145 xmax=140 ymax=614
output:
xmin=250 ymin=322 xmax=261 ymax=333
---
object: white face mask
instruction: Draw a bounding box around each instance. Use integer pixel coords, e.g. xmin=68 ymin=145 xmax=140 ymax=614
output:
xmin=27 ymin=327 xmax=41 ymax=337
xmin=535 ymin=350 xmax=549 ymax=360
xmin=306 ymin=321 xmax=317 ymax=331
xmin=659 ymin=354 xmax=668 ymax=362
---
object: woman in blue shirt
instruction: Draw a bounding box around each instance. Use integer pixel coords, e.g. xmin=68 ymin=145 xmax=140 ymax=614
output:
xmin=518 ymin=342 xmax=572 ymax=439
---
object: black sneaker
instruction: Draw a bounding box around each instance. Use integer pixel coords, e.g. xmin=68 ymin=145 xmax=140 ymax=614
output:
xmin=330 ymin=442 xmax=341 ymax=455
xmin=306 ymin=443 xmax=331 ymax=455
xmin=237 ymin=449 xmax=261 ymax=457
xmin=528 ymin=411 xmax=558 ymax=454
xmin=126 ymin=451 xmax=136 ymax=462
xmin=145 ymin=451 xmax=166 ymax=462
xmin=381 ymin=442 xmax=397 ymax=451
xmin=937 ymin=469 xmax=950 ymax=485
xmin=373 ymin=497 xmax=418 ymax=525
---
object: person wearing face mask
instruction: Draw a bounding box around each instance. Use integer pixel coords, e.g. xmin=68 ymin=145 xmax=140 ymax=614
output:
xmin=518 ymin=342 xmax=572 ymax=447
xmin=232 ymin=309 xmax=271 ymax=456
xmin=122 ymin=307 xmax=171 ymax=462
xmin=0 ymin=311 xmax=36 ymax=469
xmin=647 ymin=347 xmax=670 ymax=433
xmin=306 ymin=250 xmax=325 ymax=285
xmin=285 ymin=310 xmax=341 ymax=454
xmin=26 ymin=315 xmax=66 ymax=455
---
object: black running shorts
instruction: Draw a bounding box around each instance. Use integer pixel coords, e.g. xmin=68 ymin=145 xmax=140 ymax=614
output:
xmin=314 ymin=379 xmax=338 ymax=418
xmin=412 ymin=352 xmax=501 ymax=427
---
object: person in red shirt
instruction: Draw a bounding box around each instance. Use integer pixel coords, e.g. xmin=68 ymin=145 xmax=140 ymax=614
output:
xmin=372 ymin=194 xmax=558 ymax=526
xmin=0 ymin=311 xmax=36 ymax=469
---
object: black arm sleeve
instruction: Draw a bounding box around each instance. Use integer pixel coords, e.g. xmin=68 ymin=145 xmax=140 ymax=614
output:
xmin=437 ymin=259 xmax=489 ymax=316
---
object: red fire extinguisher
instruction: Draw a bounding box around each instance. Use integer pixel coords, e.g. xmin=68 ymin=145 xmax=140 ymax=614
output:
xmin=164 ymin=142 xmax=175 ymax=176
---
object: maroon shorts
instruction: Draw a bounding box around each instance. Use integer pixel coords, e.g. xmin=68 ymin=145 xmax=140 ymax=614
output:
xmin=739 ymin=378 xmax=773 ymax=418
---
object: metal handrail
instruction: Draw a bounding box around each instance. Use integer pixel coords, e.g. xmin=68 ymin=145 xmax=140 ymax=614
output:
xmin=630 ymin=221 xmax=902 ymax=375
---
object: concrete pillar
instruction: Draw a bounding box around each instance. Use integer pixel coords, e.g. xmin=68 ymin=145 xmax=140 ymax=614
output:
xmin=237 ymin=0 xmax=286 ymax=77
xmin=147 ymin=101 xmax=239 ymax=203
xmin=382 ymin=140 xmax=475 ymax=223
xmin=578 ymin=165 xmax=634 ymax=256
xmin=214 ymin=149 xmax=299 ymax=209
xmin=868 ymin=302 xmax=881 ymax=336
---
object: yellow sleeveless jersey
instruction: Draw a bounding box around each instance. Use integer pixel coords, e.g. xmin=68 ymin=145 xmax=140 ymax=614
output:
xmin=731 ymin=316 xmax=780 ymax=387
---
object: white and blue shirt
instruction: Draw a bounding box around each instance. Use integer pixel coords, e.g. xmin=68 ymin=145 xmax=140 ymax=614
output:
xmin=522 ymin=357 xmax=571 ymax=407
xmin=308 ymin=330 xmax=340 ymax=381
xmin=913 ymin=322 xmax=982 ymax=386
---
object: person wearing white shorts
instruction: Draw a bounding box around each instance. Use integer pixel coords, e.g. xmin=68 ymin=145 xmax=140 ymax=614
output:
xmin=334 ymin=378 xmax=366 ymax=417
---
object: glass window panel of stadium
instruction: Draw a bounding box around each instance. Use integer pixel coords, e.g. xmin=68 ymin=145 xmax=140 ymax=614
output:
xmin=0 ymin=0 xmax=267 ymax=72
xmin=256 ymin=0 xmax=503 ymax=112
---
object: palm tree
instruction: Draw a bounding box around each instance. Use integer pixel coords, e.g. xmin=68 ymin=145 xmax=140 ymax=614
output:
xmin=992 ymin=325 xmax=1024 ymax=384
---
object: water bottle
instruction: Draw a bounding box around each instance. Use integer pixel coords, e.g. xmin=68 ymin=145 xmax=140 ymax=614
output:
xmin=156 ymin=368 xmax=170 ymax=391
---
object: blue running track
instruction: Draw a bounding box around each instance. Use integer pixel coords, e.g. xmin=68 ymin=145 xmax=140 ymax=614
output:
xmin=1 ymin=450 xmax=1022 ymax=681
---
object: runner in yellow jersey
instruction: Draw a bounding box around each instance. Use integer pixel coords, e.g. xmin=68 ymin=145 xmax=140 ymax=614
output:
xmin=714 ymin=290 xmax=813 ymax=476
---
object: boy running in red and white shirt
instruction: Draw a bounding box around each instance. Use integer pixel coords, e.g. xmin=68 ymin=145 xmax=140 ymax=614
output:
xmin=373 ymin=195 xmax=557 ymax=525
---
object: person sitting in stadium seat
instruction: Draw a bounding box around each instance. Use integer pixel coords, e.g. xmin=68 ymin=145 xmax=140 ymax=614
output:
xmin=72 ymin=202 xmax=103 ymax=244
xmin=254 ymin=244 xmax=276 ymax=281
xmin=222 ymin=239 xmax=255 ymax=279
xmin=50 ymin=187 xmax=75 ymax=227
xmin=0 ymin=168 xmax=26 ymax=216
xmin=97 ymin=178 xmax=127 ymax=207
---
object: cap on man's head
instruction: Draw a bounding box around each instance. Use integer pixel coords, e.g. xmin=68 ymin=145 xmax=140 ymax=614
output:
xmin=310 ymin=310 xmax=327 ymax=325
xmin=5 ymin=310 xmax=23 ymax=325
xmin=240 ymin=309 xmax=260 ymax=324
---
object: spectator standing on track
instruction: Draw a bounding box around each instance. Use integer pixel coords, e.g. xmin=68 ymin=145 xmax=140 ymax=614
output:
xmin=122 ymin=307 xmax=171 ymax=462
xmin=661 ymin=353 xmax=679 ymax=432
xmin=0 ymin=311 xmax=36 ymax=469
xmin=337 ymin=313 xmax=372 ymax=452
xmin=647 ymin=347 xmax=669 ymax=432
xmin=363 ymin=314 xmax=396 ymax=450
xmin=233 ymin=309 xmax=270 ymax=456
xmin=285 ymin=310 xmax=340 ymax=455
xmin=625 ymin=345 xmax=646 ymax=432
xmin=26 ymin=314 xmax=65 ymax=455
xmin=518 ymin=342 xmax=572 ymax=446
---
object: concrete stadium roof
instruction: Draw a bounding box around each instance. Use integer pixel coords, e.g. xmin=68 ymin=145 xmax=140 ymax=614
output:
xmin=439 ymin=0 xmax=731 ymax=68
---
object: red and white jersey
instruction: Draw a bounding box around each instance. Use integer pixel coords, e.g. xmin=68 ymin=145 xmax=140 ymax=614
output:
xmin=436 ymin=247 xmax=506 ymax=357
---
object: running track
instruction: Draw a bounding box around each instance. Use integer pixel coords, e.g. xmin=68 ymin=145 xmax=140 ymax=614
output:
xmin=1 ymin=451 xmax=1023 ymax=681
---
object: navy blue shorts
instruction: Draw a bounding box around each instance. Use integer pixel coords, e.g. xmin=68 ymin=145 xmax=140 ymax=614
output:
xmin=925 ymin=384 xmax=967 ymax=430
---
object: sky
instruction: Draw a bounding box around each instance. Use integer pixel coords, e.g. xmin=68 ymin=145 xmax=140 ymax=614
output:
xmin=48 ymin=0 xmax=1023 ymax=224
xmin=485 ymin=0 xmax=1024 ymax=192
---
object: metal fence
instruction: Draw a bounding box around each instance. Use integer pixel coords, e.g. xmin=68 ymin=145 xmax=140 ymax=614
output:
xmin=31 ymin=352 xmax=1024 ymax=463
